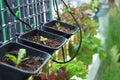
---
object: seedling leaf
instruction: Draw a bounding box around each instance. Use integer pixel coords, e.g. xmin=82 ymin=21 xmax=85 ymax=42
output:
xmin=5 ymin=48 xmax=26 ymax=67
xmin=55 ymin=22 xmax=60 ymax=30
xmin=40 ymin=36 xmax=47 ymax=44
xmin=5 ymin=54 xmax=17 ymax=64
xmin=17 ymin=49 xmax=26 ymax=65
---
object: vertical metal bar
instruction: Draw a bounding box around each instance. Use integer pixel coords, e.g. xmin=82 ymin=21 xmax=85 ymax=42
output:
xmin=32 ymin=0 xmax=36 ymax=27
xmin=22 ymin=1 xmax=26 ymax=30
xmin=27 ymin=0 xmax=30 ymax=27
xmin=35 ymin=0 xmax=39 ymax=27
xmin=18 ymin=0 xmax=23 ymax=33
xmin=50 ymin=0 xmax=53 ymax=20
xmin=43 ymin=0 xmax=46 ymax=23
xmin=39 ymin=0 xmax=42 ymax=24
xmin=0 ymin=0 xmax=7 ymax=41
xmin=12 ymin=1 xmax=17 ymax=39
xmin=34 ymin=0 xmax=38 ymax=28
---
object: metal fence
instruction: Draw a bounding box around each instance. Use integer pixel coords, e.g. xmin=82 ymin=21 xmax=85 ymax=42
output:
xmin=0 ymin=0 xmax=52 ymax=42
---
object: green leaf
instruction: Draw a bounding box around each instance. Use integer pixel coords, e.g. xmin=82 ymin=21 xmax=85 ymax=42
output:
xmin=5 ymin=54 xmax=17 ymax=64
xmin=77 ymin=52 xmax=93 ymax=65
xmin=15 ymin=11 xmax=20 ymax=18
xmin=17 ymin=49 xmax=26 ymax=66
xmin=98 ymin=47 xmax=106 ymax=60
xmin=93 ymin=37 xmax=101 ymax=45
xmin=92 ymin=0 xmax=99 ymax=7
xmin=110 ymin=45 xmax=120 ymax=62
xmin=55 ymin=22 xmax=60 ymax=30
xmin=99 ymin=52 xmax=107 ymax=60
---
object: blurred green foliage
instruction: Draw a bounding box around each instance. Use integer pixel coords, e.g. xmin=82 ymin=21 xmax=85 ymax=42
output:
xmin=52 ymin=60 xmax=88 ymax=79
xmin=103 ymin=5 xmax=120 ymax=53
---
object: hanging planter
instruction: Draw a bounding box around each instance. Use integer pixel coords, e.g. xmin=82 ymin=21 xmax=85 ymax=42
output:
xmin=0 ymin=42 xmax=50 ymax=80
xmin=43 ymin=20 xmax=79 ymax=38
xmin=19 ymin=29 xmax=67 ymax=53
xmin=3 ymin=0 xmax=67 ymax=54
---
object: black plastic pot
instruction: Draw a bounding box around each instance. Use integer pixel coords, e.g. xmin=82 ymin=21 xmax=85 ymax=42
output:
xmin=0 ymin=42 xmax=2 ymax=46
xmin=43 ymin=20 xmax=79 ymax=38
xmin=0 ymin=42 xmax=50 ymax=80
xmin=19 ymin=29 xmax=67 ymax=53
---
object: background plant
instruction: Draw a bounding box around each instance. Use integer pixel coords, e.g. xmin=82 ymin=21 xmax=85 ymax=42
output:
xmin=59 ymin=1 xmax=106 ymax=65
xmin=96 ymin=2 xmax=120 ymax=80
xmin=69 ymin=34 xmax=106 ymax=65
xmin=103 ymin=5 xmax=120 ymax=54
xmin=52 ymin=60 xmax=88 ymax=79
xmin=60 ymin=3 xmax=99 ymax=36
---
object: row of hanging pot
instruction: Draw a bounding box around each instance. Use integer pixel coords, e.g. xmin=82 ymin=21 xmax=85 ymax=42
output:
xmin=0 ymin=20 xmax=79 ymax=80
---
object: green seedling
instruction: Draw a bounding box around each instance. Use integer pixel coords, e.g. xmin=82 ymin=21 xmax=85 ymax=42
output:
xmin=40 ymin=36 xmax=47 ymax=44
xmin=5 ymin=49 xmax=27 ymax=67
xmin=55 ymin=22 xmax=60 ymax=30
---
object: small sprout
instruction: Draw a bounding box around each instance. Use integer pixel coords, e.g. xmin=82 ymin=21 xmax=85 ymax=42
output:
xmin=40 ymin=36 xmax=47 ymax=44
xmin=5 ymin=49 xmax=27 ymax=67
xmin=55 ymin=22 xmax=60 ymax=30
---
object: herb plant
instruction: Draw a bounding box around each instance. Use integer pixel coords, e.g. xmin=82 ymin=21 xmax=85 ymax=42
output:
xmin=40 ymin=36 xmax=47 ymax=44
xmin=55 ymin=22 xmax=61 ymax=30
xmin=5 ymin=49 xmax=26 ymax=67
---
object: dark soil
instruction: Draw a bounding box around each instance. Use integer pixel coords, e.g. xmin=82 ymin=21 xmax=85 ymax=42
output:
xmin=51 ymin=25 xmax=75 ymax=34
xmin=26 ymin=36 xmax=62 ymax=48
xmin=0 ymin=50 xmax=44 ymax=72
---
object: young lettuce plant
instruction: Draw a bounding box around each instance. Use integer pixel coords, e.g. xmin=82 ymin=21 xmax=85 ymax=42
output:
xmin=5 ymin=49 xmax=27 ymax=67
xmin=40 ymin=36 xmax=48 ymax=44
xmin=55 ymin=22 xmax=61 ymax=30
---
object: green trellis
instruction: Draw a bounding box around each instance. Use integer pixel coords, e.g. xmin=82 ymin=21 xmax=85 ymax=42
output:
xmin=0 ymin=0 xmax=53 ymax=42
xmin=0 ymin=0 xmax=7 ymax=41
